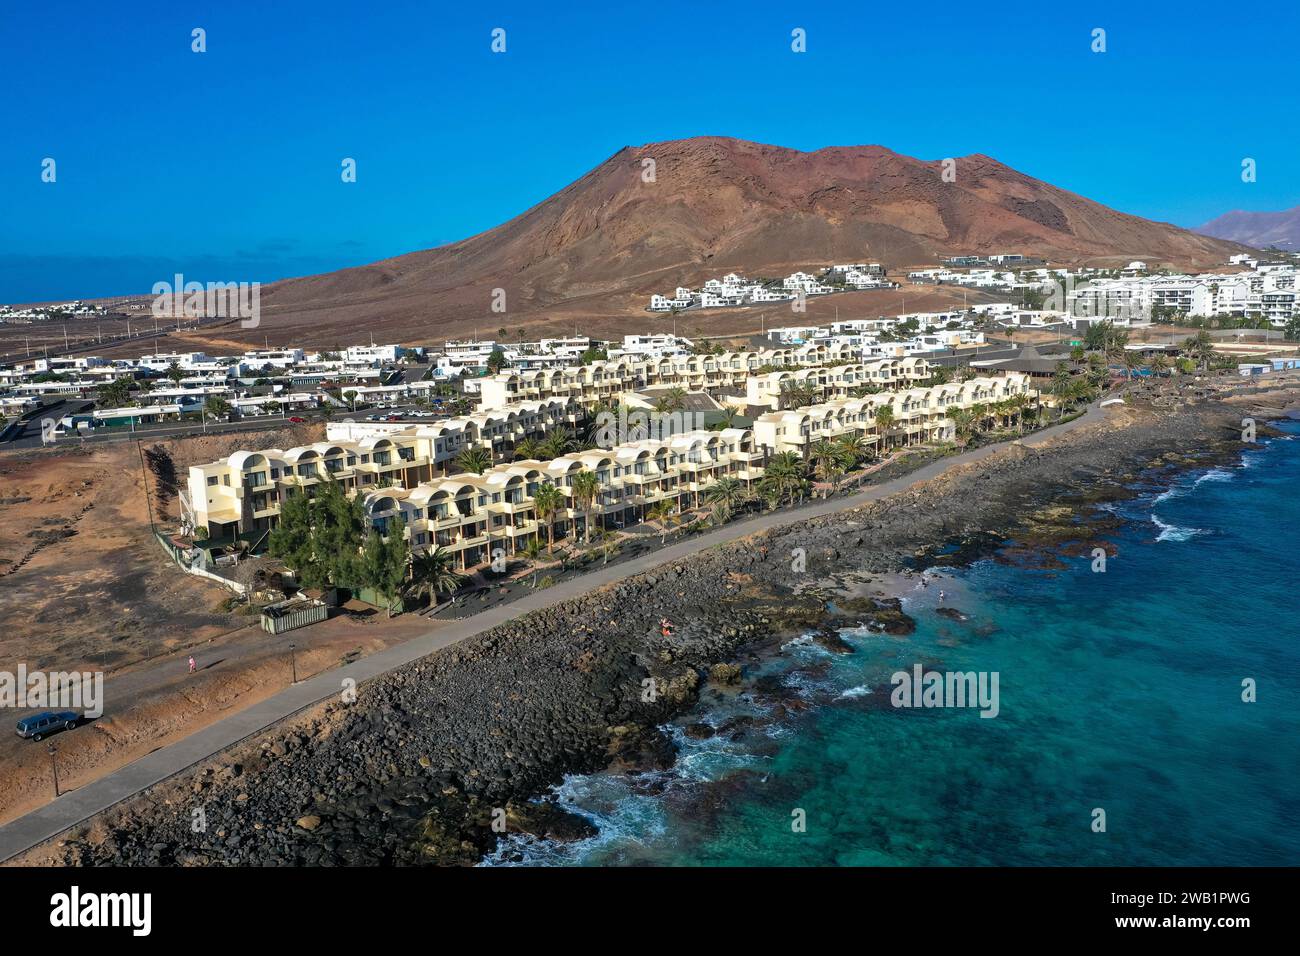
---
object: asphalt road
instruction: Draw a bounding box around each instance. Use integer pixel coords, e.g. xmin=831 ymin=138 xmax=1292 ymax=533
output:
xmin=0 ymin=402 xmax=463 ymax=450
xmin=0 ymin=403 xmax=1105 ymax=862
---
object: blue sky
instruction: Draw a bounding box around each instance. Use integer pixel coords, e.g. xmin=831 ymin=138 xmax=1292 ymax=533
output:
xmin=2 ymin=0 xmax=1297 ymax=302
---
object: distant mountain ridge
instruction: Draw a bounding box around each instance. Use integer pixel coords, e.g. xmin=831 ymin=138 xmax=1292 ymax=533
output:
xmin=243 ymin=136 xmax=1247 ymax=344
xmin=1197 ymin=205 xmax=1300 ymax=250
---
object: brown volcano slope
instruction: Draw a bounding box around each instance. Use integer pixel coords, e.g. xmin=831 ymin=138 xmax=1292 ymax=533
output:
xmin=242 ymin=137 xmax=1247 ymax=345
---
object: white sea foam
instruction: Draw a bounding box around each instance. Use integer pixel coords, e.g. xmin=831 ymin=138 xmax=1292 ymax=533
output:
xmin=480 ymin=773 xmax=669 ymax=867
xmin=1194 ymin=468 xmax=1234 ymax=486
xmin=781 ymin=634 xmax=823 ymax=653
xmin=838 ymin=684 xmax=872 ymax=700
xmin=667 ymin=724 xmax=763 ymax=780
xmin=1153 ymin=485 xmax=1187 ymax=504
xmin=1152 ymin=515 xmax=1204 ymax=542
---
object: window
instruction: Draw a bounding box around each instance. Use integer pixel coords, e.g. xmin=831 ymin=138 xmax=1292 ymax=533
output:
xmin=207 ymin=476 xmax=218 ymax=486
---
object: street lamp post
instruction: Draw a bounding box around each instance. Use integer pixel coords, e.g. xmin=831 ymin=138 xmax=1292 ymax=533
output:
xmin=49 ymin=742 xmax=60 ymax=797
xmin=289 ymin=642 xmax=297 ymax=684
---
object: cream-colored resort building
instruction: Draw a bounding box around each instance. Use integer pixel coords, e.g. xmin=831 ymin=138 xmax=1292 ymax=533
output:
xmin=187 ymin=363 xmax=1032 ymax=571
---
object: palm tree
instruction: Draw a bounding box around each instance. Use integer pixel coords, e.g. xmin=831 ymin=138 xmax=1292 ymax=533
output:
xmin=532 ymin=482 xmax=564 ymax=553
xmin=1122 ymin=350 xmax=1143 ymax=380
xmin=1050 ymin=362 xmax=1074 ymax=418
xmin=540 ymin=427 xmax=575 ymax=459
xmin=1008 ymin=393 xmax=1031 ymax=433
xmin=165 ymin=361 xmax=184 ymax=386
xmin=835 ymin=433 xmax=868 ymax=469
xmin=809 ymin=439 xmax=841 ymax=497
xmin=702 ymin=476 xmax=745 ymax=522
xmin=343 ymin=389 xmax=358 ymax=411
xmin=206 ymin=396 xmax=231 ymax=421
xmin=514 ymin=437 xmax=544 ymax=461
xmin=779 ymin=381 xmax=819 ymax=410
xmin=570 ymin=470 xmax=600 ymax=544
xmin=1148 ymin=353 xmax=1170 ymax=378
xmin=874 ymin=406 xmax=896 ymax=449
xmin=1085 ymin=351 xmax=1108 ymax=389
xmin=1182 ymin=329 xmax=1215 ymax=371
xmin=519 ymin=537 xmax=545 ymax=586
xmin=951 ymin=407 xmax=977 ymax=443
xmin=656 ymin=386 xmax=687 ymax=413
xmin=759 ymin=451 xmax=808 ymax=507
xmin=646 ymin=499 xmax=677 ymax=544
xmin=403 ymin=547 xmax=466 ymax=606
xmin=456 ymin=446 xmax=493 ymax=475
xmin=824 ymin=458 xmax=848 ymax=496
xmin=594 ymin=528 xmax=620 ymax=565
xmin=1104 ymin=327 xmax=1130 ymax=364
xmin=757 ymin=477 xmax=784 ymax=513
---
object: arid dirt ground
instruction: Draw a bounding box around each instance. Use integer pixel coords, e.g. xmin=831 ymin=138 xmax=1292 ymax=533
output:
xmin=0 ymin=425 xmax=436 ymax=824
xmin=0 ymin=280 xmax=1009 ymax=360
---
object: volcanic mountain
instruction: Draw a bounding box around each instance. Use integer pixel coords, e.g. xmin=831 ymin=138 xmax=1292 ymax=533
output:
xmin=253 ymin=136 xmax=1245 ymax=344
xmin=1196 ymin=205 xmax=1300 ymax=251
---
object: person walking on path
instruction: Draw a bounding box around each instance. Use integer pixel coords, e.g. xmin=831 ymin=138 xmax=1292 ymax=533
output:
xmin=188 ymin=655 xmax=197 ymax=674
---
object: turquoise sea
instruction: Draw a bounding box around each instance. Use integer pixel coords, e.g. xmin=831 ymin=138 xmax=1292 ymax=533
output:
xmin=487 ymin=421 xmax=1300 ymax=866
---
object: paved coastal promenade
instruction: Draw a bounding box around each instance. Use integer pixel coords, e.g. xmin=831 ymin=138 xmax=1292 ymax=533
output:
xmin=0 ymin=404 xmax=1103 ymax=862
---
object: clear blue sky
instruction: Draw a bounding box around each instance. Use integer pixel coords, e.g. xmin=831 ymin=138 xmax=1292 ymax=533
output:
xmin=3 ymin=0 xmax=1297 ymax=302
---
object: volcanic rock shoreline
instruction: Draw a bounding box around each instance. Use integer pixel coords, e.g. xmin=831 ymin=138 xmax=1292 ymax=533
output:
xmin=21 ymin=396 xmax=1288 ymax=866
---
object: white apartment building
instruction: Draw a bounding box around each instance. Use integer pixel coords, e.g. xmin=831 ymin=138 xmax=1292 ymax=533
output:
xmin=343 ymin=344 xmax=402 ymax=365
xmin=782 ymin=272 xmax=834 ymax=295
xmin=478 ymin=343 xmax=866 ymax=410
xmin=187 ymin=366 xmax=1032 ymax=574
xmin=189 ymin=417 xmax=762 ymax=569
xmin=744 ymin=357 xmax=933 ymax=410
xmin=243 ymin=348 xmax=306 ymax=369
xmin=752 ymin=373 xmax=1032 ymax=456
xmin=1066 ymin=269 xmax=1297 ymax=325
xmin=649 ymin=294 xmax=693 ymax=312
xmin=187 ymin=399 xmax=581 ymax=540
xmin=615 ymin=334 xmax=692 ymax=358
xmin=136 ymin=351 xmax=214 ymax=372
xmin=537 ymin=337 xmax=592 ymax=359
xmin=765 ymin=326 xmax=824 ymax=345
xmin=442 ymin=340 xmax=500 ymax=367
